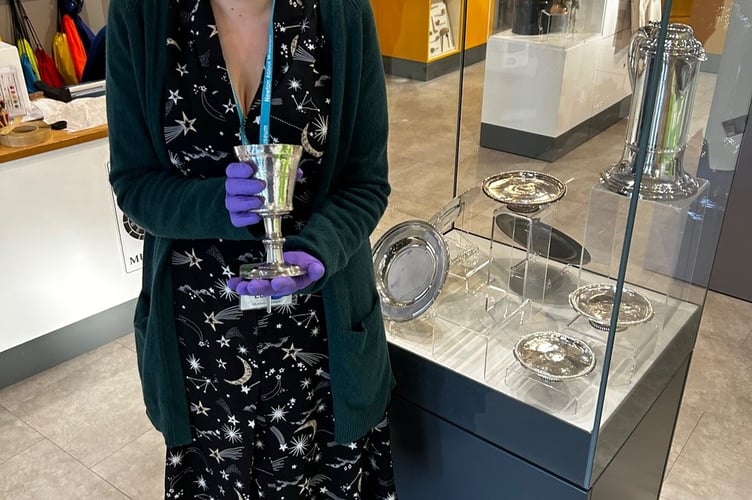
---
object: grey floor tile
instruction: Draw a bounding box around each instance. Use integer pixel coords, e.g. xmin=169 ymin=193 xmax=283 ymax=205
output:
xmin=698 ymin=291 xmax=752 ymax=346
xmin=0 ymin=439 xmax=127 ymax=500
xmin=0 ymin=343 xmax=123 ymax=405
xmin=115 ymin=332 xmax=137 ymax=352
xmin=664 ymin=404 xmax=703 ymax=477
xmin=0 ymin=405 xmax=44 ymax=465
xmin=681 ymin=334 xmax=752 ymax=423
xmin=92 ymin=429 xmax=166 ymax=500
xmin=688 ymin=410 xmax=752 ymax=461
xmin=661 ymin=421 xmax=752 ymax=500
xmin=0 ymin=342 xmax=152 ymax=468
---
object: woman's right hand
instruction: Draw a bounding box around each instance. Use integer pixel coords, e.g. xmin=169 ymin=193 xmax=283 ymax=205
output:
xmin=225 ymin=162 xmax=265 ymax=227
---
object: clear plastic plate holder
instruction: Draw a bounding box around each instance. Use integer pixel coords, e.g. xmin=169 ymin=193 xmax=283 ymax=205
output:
xmin=384 ymin=310 xmax=436 ymax=352
xmin=489 ymin=203 xmax=568 ymax=314
xmin=566 ymin=313 xmax=659 ymax=386
xmin=580 ymin=182 xmax=710 ymax=330
xmin=444 ymin=204 xmax=491 ymax=294
xmin=484 ymin=306 xmax=595 ymax=417
xmin=431 ymin=313 xmax=491 ymax=381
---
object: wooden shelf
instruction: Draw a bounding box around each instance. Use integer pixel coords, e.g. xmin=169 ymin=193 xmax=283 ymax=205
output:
xmin=0 ymin=125 xmax=108 ymax=164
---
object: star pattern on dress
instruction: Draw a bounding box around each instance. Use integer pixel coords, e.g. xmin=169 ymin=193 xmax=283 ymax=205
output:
xmin=204 ymin=311 xmax=224 ymax=331
xmin=191 ymin=400 xmax=210 ymax=416
xmin=209 ymin=448 xmax=223 ymax=463
xmin=168 ymin=89 xmax=183 ymax=105
xmin=282 ymin=343 xmax=302 ymax=361
xmin=222 ymin=99 xmax=236 ymax=114
xmin=176 ymin=111 xmax=197 ymax=135
xmin=183 ymin=248 xmax=203 ymax=268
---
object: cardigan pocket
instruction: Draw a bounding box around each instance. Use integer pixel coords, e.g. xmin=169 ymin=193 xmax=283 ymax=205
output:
xmin=335 ymin=298 xmax=391 ymax=411
xmin=345 ymin=296 xmax=382 ymax=351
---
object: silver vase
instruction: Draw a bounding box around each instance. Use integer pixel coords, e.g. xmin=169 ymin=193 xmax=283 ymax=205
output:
xmin=234 ymin=143 xmax=305 ymax=280
xmin=600 ymin=23 xmax=707 ymax=201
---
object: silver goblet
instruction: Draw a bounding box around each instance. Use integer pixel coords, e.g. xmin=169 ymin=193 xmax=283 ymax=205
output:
xmin=234 ymin=143 xmax=305 ymax=280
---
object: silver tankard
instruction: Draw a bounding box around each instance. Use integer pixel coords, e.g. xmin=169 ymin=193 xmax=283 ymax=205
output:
xmin=601 ymin=23 xmax=707 ymax=201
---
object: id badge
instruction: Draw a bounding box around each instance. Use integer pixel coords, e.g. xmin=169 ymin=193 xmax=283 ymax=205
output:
xmin=240 ymin=294 xmax=295 ymax=311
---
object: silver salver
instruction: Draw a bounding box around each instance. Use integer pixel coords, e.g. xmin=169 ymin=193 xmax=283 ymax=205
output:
xmin=569 ymin=283 xmax=655 ymax=331
xmin=513 ymin=331 xmax=596 ymax=383
xmin=482 ymin=170 xmax=566 ymax=213
xmin=372 ymin=220 xmax=449 ymax=322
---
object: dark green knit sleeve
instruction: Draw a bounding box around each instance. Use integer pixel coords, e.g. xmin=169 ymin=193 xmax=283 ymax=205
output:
xmin=106 ymin=0 xmax=257 ymax=241
xmin=284 ymin=0 xmax=390 ymax=288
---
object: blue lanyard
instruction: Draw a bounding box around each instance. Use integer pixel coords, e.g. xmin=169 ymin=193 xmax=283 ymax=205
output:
xmin=232 ymin=0 xmax=275 ymax=145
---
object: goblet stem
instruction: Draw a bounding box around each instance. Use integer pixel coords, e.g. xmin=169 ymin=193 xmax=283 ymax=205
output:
xmin=262 ymin=215 xmax=285 ymax=266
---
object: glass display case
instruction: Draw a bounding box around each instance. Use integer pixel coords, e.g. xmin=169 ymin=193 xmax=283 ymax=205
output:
xmin=374 ymin=0 xmax=752 ymax=497
xmin=481 ymin=0 xmax=637 ymax=160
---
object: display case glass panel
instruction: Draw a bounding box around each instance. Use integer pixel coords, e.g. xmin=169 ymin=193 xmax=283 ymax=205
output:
xmin=377 ymin=0 xmax=752 ymax=493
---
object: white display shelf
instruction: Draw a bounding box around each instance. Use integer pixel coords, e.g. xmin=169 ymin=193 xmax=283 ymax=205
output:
xmin=386 ymin=231 xmax=699 ymax=433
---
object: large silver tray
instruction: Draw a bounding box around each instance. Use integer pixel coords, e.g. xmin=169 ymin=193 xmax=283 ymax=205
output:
xmin=569 ymin=283 xmax=655 ymax=331
xmin=513 ymin=331 xmax=596 ymax=382
xmin=482 ymin=170 xmax=566 ymax=213
xmin=372 ymin=220 xmax=449 ymax=322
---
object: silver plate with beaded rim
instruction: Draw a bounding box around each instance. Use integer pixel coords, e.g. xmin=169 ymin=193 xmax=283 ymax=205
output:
xmin=569 ymin=283 xmax=655 ymax=331
xmin=513 ymin=331 xmax=596 ymax=382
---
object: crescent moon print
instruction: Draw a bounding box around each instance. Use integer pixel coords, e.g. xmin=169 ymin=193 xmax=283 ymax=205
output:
xmin=301 ymin=123 xmax=324 ymax=157
xmin=224 ymin=355 xmax=252 ymax=385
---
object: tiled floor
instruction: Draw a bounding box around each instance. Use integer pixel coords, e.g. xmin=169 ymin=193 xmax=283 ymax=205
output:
xmin=2 ymin=63 xmax=750 ymax=499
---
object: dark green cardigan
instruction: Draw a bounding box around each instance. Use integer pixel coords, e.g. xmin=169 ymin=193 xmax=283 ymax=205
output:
xmin=106 ymin=0 xmax=394 ymax=447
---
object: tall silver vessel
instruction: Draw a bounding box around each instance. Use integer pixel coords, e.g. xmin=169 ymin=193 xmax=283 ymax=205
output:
xmin=600 ymin=23 xmax=706 ymax=201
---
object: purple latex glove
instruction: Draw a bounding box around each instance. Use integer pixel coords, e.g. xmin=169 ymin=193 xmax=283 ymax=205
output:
xmin=228 ymin=251 xmax=325 ymax=297
xmin=225 ymin=162 xmax=265 ymax=227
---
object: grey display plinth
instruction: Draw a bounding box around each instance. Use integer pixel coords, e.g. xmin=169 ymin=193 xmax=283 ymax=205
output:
xmin=388 ymin=314 xmax=696 ymax=499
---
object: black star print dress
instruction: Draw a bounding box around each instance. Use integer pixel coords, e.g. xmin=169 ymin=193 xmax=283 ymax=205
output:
xmin=161 ymin=1 xmax=397 ymax=499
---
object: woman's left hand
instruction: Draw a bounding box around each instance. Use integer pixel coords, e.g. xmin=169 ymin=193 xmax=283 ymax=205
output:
xmin=228 ymin=251 xmax=325 ymax=297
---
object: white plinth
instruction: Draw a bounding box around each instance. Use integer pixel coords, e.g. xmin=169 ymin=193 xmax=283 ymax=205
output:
xmin=481 ymin=29 xmax=631 ymax=138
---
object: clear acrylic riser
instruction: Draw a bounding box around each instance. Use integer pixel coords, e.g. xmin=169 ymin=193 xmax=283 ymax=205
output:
xmin=580 ymin=181 xmax=711 ymax=319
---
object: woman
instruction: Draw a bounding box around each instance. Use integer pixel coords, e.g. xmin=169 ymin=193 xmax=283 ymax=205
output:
xmin=106 ymin=0 xmax=397 ymax=498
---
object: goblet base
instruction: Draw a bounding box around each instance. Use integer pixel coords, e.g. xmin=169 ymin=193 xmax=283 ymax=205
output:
xmin=240 ymin=262 xmax=306 ymax=280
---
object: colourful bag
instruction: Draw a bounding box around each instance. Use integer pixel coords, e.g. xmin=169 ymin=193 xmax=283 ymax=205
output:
xmin=62 ymin=14 xmax=87 ymax=81
xmin=53 ymin=32 xmax=78 ymax=85
xmin=16 ymin=39 xmax=40 ymax=82
xmin=35 ymin=48 xmax=64 ymax=88
xmin=9 ymin=0 xmax=63 ymax=88
xmin=81 ymin=26 xmax=106 ymax=82
xmin=18 ymin=52 xmax=38 ymax=94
